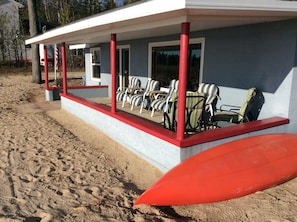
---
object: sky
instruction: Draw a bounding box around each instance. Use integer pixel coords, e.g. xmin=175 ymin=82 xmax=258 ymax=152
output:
xmin=117 ymin=0 xmax=124 ymax=6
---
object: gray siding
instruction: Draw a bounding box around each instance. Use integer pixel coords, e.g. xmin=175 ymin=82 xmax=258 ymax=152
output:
xmin=202 ymin=19 xmax=297 ymax=93
xmin=100 ymin=44 xmax=110 ymax=74
xmin=99 ymin=19 xmax=297 ymax=94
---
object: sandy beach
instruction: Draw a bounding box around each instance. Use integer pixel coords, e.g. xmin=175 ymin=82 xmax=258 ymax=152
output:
xmin=0 ymin=72 xmax=297 ymax=222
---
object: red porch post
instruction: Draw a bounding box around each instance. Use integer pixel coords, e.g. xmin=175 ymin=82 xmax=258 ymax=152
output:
xmin=111 ymin=33 xmax=117 ymax=113
xmin=176 ymin=22 xmax=190 ymax=141
xmin=61 ymin=42 xmax=68 ymax=95
xmin=43 ymin=45 xmax=49 ymax=90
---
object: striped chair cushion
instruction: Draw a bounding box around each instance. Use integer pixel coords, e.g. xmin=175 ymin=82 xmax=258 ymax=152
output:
xmin=130 ymin=79 xmax=160 ymax=108
xmin=151 ymin=79 xmax=179 ymax=113
xmin=116 ymin=76 xmax=141 ymax=101
xmin=129 ymin=77 xmax=141 ymax=89
xmin=130 ymin=94 xmax=143 ymax=107
xmin=197 ymin=83 xmax=220 ymax=116
xmin=116 ymin=91 xmax=125 ymax=101
xmin=145 ymin=79 xmax=160 ymax=93
xmin=150 ymin=99 xmax=167 ymax=111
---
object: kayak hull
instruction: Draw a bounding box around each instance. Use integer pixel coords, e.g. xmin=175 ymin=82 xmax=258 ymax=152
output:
xmin=134 ymin=134 xmax=297 ymax=206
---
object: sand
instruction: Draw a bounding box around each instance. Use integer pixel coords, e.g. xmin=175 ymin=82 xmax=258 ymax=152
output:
xmin=0 ymin=72 xmax=297 ymax=222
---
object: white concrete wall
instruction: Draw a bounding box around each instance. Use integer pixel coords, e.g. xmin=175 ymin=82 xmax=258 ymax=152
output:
xmin=288 ymin=67 xmax=297 ymax=133
xmin=180 ymin=123 xmax=289 ymax=162
xmin=61 ymin=96 xmax=181 ymax=172
xmin=45 ymin=87 xmax=108 ymax=101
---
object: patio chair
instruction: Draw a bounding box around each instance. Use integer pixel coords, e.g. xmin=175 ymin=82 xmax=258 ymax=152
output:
xmin=150 ymin=79 xmax=179 ymax=117
xmin=197 ymin=83 xmax=220 ymax=126
xmin=129 ymin=79 xmax=160 ymax=112
xmin=163 ymin=91 xmax=206 ymax=133
xmin=212 ymin=87 xmax=258 ymax=126
xmin=116 ymin=76 xmax=141 ymax=108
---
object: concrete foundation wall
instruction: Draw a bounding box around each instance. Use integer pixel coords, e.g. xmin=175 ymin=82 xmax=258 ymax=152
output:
xmin=45 ymin=87 xmax=108 ymax=101
xmin=61 ymin=96 xmax=181 ymax=172
xmin=180 ymin=123 xmax=290 ymax=163
xmin=61 ymin=95 xmax=292 ymax=172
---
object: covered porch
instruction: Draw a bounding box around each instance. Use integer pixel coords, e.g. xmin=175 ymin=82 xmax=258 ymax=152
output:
xmin=26 ymin=0 xmax=296 ymax=172
xmin=41 ymin=60 xmax=290 ymax=172
xmin=40 ymin=67 xmax=289 ymax=173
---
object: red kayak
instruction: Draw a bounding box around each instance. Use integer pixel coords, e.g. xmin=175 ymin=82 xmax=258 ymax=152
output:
xmin=134 ymin=134 xmax=297 ymax=206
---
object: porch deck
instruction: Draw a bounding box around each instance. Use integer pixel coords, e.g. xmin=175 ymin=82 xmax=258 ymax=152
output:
xmin=88 ymin=97 xmax=164 ymax=126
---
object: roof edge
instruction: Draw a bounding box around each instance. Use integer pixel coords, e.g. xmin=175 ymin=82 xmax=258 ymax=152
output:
xmin=186 ymin=0 xmax=297 ymax=12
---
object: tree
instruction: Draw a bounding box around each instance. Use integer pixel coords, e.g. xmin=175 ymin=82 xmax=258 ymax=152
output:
xmin=28 ymin=0 xmax=42 ymax=83
xmin=0 ymin=2 xmax=26 ymax=65
xmin=0 ymin=12 xmax=8 ymax=63
xmin=124 ymin=0 xmax=141 ymax=5
xmin=102 ymin=0 xmax=117 ymax=10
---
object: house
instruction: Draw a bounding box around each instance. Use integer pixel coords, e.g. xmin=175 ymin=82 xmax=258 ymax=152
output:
xmin=26 ymin=0 xmax=297 ymax=172
xmin=0 ymin=0 xmax=24 ymax=63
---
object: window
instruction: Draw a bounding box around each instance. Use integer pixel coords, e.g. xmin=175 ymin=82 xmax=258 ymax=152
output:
xmin=116 ymin=45 xmax=130 ymax=90
xmin=70 ymin=49 xmax=85 ymax=68
xmin=149 ymin=38 xmax=204 ymax=90
xmin=71 ymin=48 xmax=84 ymax=56
xmin=91 ymin=48 xmax=101 ymax=79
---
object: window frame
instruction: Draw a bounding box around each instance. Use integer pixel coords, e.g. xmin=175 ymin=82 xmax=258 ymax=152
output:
xmin=117 ymin=45 xmax=130 ymax=90
xmin=148 ymin=38 xmax=205 ymax=85
xmin=90 ymin=47 xmax=101 ymax=82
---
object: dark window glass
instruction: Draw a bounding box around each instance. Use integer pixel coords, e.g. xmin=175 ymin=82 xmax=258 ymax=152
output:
xmin=152 ymin=43 xmax=201 ymax=90
xmin=92 ymin=65 xmax=100 ymax=78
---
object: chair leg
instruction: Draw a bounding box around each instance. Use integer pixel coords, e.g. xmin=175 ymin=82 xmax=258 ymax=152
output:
xmin=140 ymin=102 xmax=143 ymax=113
xmin=151 ymin=108 xmax=155 ymax=117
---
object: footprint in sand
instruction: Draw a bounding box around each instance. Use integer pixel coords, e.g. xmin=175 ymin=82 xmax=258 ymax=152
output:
xmin=19 ymin=149 xmax=36 ymax=161
xmin=19 ymin=174 xmax=36 ymax=183
xmin=35 ymin=165 xmax=52 ymax=176
xmin=61 ymin=159 xmax=74 ymax=172
xmin=1 ymin=196 xmax=27 ymax=205
xmin=0 ymin=150 xmax=8 ymax=161
xmin=84 ymin=186 xmax=102 ymax=198
xmin=56 ymin=189 xmax=81 ymax=207
xmin=46 ymin=185 xmax=80 ymax=205
xmin=18 ymin=188 xmax=41 ymax=198
xmin=0 ymin=169 xmax=5 ymax=178
xmin=39 ymin=212 xmax=53 ymax=222
xmin=69 ymin=174 xmax=88 ymax=186
xmin=48 ymin=198 xmax=59 ymax=208
xmin=28 ymin=190 xmax=42 ymax=198
xmin=66 ymin=199 xmax=81 ymax=207
xmin=57 ymin=188 xmax=79 ymax=199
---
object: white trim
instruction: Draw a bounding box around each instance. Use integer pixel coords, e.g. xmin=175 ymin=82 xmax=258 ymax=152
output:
xmin=69 ymin=44 xmax=89 ymax=50
xmin=25 ymin=0 xmax=184 ymax=45
xmin=90 ymin=47 xmax=101 ymax=82
xmin=186 ymin=0 xmax=297 ymax=11
xmin=148 ymin=38 xmax=205 ymax=82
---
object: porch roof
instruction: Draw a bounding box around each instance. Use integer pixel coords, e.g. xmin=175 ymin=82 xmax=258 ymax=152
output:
xmin=25 ymin=0 xmax=297 ymax=46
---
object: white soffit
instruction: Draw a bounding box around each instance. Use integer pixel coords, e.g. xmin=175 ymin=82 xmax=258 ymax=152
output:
xmin=25 ymin=0 xmax=297 ymax=45
xmin=69 ymin=44 xmax=89 ymax=50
